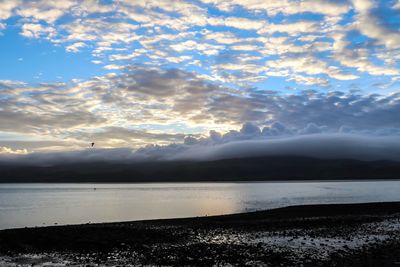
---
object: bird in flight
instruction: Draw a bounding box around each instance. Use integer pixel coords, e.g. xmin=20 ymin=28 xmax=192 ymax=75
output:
xmin=91 ymin=142 xmax=95 ymax=147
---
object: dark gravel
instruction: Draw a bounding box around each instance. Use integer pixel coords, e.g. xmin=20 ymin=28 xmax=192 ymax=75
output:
xmin=1 ymin=202 xmax=400 ymax=266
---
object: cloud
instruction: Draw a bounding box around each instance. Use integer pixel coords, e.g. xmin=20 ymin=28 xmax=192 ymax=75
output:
xmin=68 ymin=126 xmax=186 ymax=148
xmin=207 ymin=16 xmax=265 ymax=30
xmin=332 ymin=31 xmax=400 ymax=76
xmin=0 ymin=0 xmax=399 ymax=162
xmin=20 ymin=23 xmax=56 ymax=39
xmin=200 ymin=0 xmax=350 ymax=16
xmin=351 ymin=0 xmax=400 ymax=49
xmin=66 ymin=42 xmax=86 ymax=53
xmin=1 ymin=67 xmax=399 ymax=156
xmin=0 ymin=109 xmax=107 ymax=133
xmin=0 ymin=0 xmax=397 ymax=89
xmin=257 ymin=21 xmax=319 ymax=35
xmin=2 ymin=132 xmax=400 ymax=165
xmin=0 ymin=146 xmax=28 ymax=155
xmin=394 ymin=0 xmax=400 ymax=10
xmin=266 ymin=55 xmax=359 ymax=81
xmin=0 ymin=0 xmax=20 ymax=20
xmin=208 ymin=88 xmax=400 ymax=129
xmin=183 ymin=121 xmax=400 ymax=145
xmin=175 ymin=134 xmax=400 ymax=162
xmin=15 ymin=0 xmax=75 ymax=23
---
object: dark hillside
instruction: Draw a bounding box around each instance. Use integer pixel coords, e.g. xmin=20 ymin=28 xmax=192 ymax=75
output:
xmin=0 ymin=156 xmax=399 ymax=182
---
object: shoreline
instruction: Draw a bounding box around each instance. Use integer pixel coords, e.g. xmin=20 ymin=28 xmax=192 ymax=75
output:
xmin=1 ymin=178 xmax=400 ymax=184
xmin=1 ymin=201 xmax=400 ymax=266
xmin=2 ymin=201 xmax=400 ymax=231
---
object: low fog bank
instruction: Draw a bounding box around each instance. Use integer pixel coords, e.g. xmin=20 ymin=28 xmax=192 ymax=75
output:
xmin=1 ymin=133 xmax=400 ymax=166
xmin=174 ymin=134 xmax=400 ymax=162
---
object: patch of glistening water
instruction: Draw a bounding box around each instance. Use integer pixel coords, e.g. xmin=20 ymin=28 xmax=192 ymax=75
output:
xmin=0 ymin=250 xmax=143 ymax=267
xmin=196 ymin=217 xmax=400 ymax=262
xmin=0 ymin=254 xmax=70 ymax=267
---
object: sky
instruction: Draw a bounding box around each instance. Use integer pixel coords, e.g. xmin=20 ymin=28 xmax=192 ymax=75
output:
xmin=0 ymin=0 xmax=399 ymax=159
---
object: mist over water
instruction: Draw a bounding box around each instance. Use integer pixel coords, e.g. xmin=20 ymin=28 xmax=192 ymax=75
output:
xmin=1 ymin=181 xmax=400 ymax=230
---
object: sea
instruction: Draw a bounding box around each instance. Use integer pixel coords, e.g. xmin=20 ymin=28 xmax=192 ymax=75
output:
xmin=1 ymin=180 xmax=400 ymax=230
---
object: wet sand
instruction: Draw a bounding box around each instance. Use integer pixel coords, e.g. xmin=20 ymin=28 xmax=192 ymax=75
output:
xmin=1 ymin=202 xmax=400 ymax=266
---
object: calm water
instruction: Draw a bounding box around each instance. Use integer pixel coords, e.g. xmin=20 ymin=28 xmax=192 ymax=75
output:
xmin=1 ymin=181 xmax=400 ymax=230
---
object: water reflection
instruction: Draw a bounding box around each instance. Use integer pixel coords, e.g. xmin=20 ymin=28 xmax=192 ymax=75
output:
xmin=1 ymin=181 xmax=400 ymax=230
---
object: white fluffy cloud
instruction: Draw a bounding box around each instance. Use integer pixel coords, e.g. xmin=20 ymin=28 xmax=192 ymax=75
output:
xmin=352 ymin=0 xmax=400 ymax=49
xmin=200 ymin=0 xmax=350 ymax=16
xmin=20 ymin=23 xmax=56 ymax=39
xmin=0 ymin=0 xmax=397 ymax=86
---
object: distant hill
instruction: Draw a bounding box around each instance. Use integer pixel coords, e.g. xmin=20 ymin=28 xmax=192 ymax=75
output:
xmin=0 ymin=156 xmax=399 ymax=182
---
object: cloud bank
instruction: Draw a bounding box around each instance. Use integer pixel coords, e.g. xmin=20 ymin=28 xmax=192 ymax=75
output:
xmin=1 ymin=128 xmax=400 ymax=166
